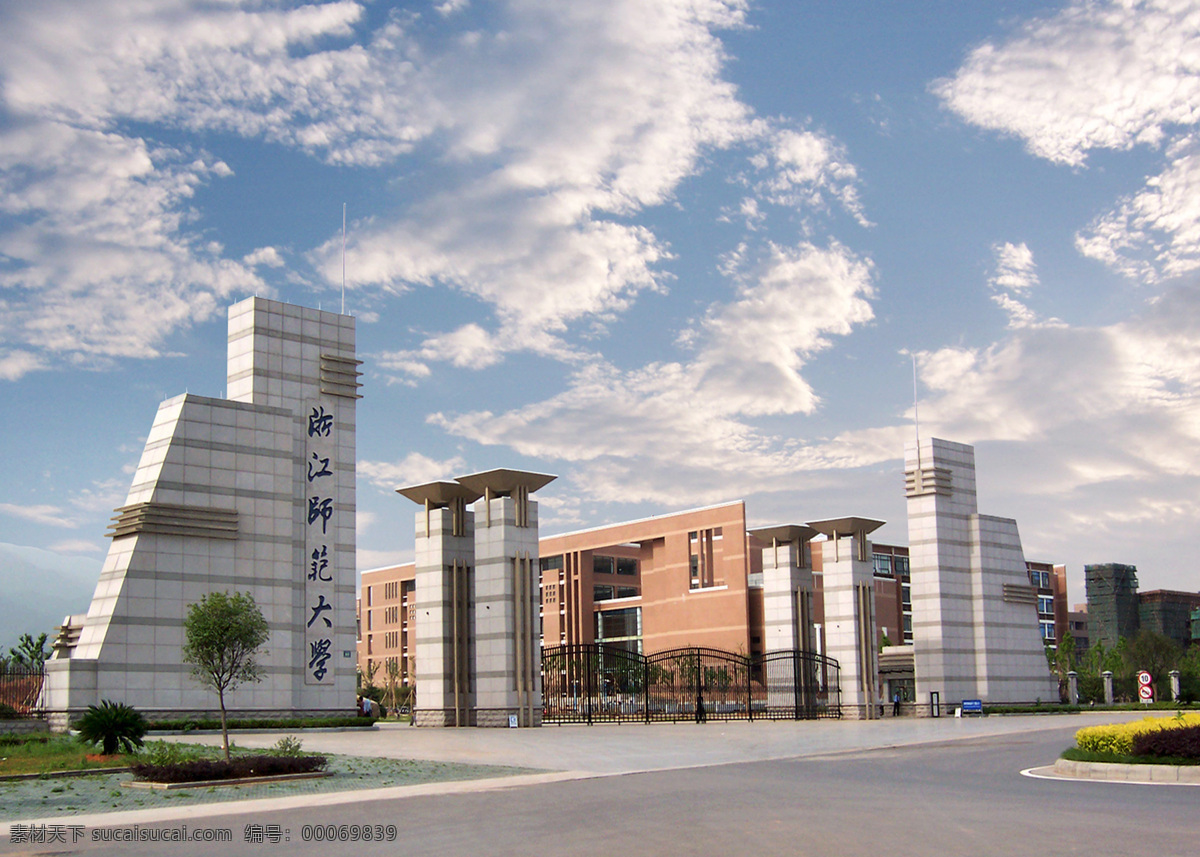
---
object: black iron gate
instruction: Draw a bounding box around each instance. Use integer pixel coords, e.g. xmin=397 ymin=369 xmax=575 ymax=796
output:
xmin=541 ymin=644 xmax=840 ymax=723
xmin=0 ymin=666 xmax=45 ymax=720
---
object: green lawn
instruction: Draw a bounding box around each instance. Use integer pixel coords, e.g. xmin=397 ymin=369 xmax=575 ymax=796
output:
xmin=0 ymin=734 xmax=134 ymax=776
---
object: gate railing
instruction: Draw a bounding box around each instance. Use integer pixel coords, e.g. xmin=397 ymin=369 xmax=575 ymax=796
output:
xmin=542 ymin=645 xmax=840 ymax=724
xmin=0 ymin=666 xmax=46 ymax=719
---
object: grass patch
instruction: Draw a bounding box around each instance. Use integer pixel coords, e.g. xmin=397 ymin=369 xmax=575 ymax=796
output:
xmin=0 ymin=734 xmax=134 ymax=776
xmin=1061 ymin=746 xmax=1200 ymax=766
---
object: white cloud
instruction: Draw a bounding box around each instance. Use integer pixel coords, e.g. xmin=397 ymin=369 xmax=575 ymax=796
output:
xmin=1077 ymin=137 xmax=1200 ymax=281
xmin=987 ymin=241 xmax=1045 ymax=328
xmin=48 ymin=539 xmax=105 ymax=554
xmin=0 ymin=118 xmax=263 ymax=376
xmin=0 ymin=503 xmax=77 ymax=528
xmin=357 ymin=547 xmax=412 ymax=573
xmin=914 ymin=284 xmax=1200 ymax=470
xmin=355 ymin=510 xmax=377 ymax=537
xmin=936 ymin=0 xmax=1200 ymax=285
xmin=989 ymin=241 xmax=1038 ymax=294
xmin=750 ymin=128 xmax=869 ymax=226
xmin=359 ymin=452 xmax=469 ymax=491
xmin=934 ymin=0 xmax=1200 ymax=168
xmin=244 ymin=246 xmax=286 ymax=268
xmin=1 ymin=0 xmax=866 ymax=383
xmin=310 ymin=0 xmax=788 ymax=375
xmin=432 ymin=241 xmax=877 ymax=504
xmin=0 ymin=351 xmax=45 ymax=381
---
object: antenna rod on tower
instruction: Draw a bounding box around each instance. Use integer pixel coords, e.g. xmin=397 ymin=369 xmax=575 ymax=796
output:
xmin=341 ymin=203 xmax=347 ymax=315
xmin=912 ymin=352 xmax=921 ymax=471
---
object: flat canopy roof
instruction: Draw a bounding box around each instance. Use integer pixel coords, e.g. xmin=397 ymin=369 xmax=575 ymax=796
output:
xmin=456 ymin=468 xmax=556 ymax=496
xmin=806 ymin=516 xmax=885 ymax=538
xmin=395 ymin=480 xmax=483 ymax=507
xmin=748 ymin=524 xmax=818 ymax=544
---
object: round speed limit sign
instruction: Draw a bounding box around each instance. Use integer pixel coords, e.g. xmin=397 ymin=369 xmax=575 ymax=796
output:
xmin=1138 ymin=671 xmax=1152 ymax=686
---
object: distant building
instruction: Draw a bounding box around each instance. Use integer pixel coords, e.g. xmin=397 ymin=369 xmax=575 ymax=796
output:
xmin=1139 ymin=590 xmax=1200 ymax=649
xmin=1083 ymin=562 xmax=1200 ymax=650
xmin=1085 ymin=563 xmax=1140 ymax=648
xmin=1066 ymin=607 xmax=1091 ymax=652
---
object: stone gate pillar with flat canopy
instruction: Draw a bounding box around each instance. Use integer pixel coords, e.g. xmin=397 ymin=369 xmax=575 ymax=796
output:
xmin=396 ymin=481 xmax=481 ymax=727
xmin=751 ymin=525 xmax=819 ymax=655
xmin=810 ymin=516 xmax=885 ymax=720
xmin=456 ymin=469 xmax=555 ymax=727
xmin=751 ymin=524 xmax=820 ymax=712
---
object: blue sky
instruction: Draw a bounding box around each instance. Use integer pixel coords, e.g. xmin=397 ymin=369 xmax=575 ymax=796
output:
xmin=3 ymin=0 xmax=1200 ymax=647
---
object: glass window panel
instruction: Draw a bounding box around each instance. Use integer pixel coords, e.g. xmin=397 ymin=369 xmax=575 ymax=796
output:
xmin=616 ymin=557 xmax=638 ymax=576
xmin=596 ymin=607 xmax=640 ymax=640
xmin=593 ymin=555 xmax=615 ymax=575
xmin=539 ymin=555 xmax=563 ymax=572
xmin=593 ymin=584 xmax=614 ymax=602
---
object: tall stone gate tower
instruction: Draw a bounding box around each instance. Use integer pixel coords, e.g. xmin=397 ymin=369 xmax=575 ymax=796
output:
xmin=45 ymin=297 xmax=361 ymax=724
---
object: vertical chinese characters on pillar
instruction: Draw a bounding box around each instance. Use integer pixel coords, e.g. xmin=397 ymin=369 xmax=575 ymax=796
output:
xmin=304 ymin=404 xmax=337 ymax=684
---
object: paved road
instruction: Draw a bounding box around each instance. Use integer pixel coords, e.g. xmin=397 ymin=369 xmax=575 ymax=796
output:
xmin=3 ymin=715 xmax=1195 ymax=857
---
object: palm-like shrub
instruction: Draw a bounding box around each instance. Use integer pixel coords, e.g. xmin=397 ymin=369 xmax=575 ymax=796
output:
xmin=76 ymin=700 xmax=147 ymax=755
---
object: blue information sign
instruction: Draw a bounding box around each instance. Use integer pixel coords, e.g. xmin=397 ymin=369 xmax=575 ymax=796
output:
xmin=962 ymin=699 xmax=983 ymax=713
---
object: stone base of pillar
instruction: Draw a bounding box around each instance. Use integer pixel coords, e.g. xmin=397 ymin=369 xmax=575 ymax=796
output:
xmin=839 ymin=704 xmax=881 ymax=720
xmin=472 ymin=707 xmax=542 ymax=728
xmin=414 ymin=709 xmax=469 ymax=727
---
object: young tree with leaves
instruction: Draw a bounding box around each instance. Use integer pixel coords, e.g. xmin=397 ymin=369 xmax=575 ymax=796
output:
xmin=9 ymin=632 xmax=50 ymax=669
xmin=182 ymin=591 xmax=269 ymax=762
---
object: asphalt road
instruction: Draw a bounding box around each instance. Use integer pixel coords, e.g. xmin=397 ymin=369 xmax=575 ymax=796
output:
xmin=5 ymin=724 xmax=1195 ymax=857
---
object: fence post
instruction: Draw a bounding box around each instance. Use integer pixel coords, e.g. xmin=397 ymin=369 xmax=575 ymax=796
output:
xmin=644 ymin=655 xmax=650 ymax=724
xmin=743 ymin=655 xmax=748 ymax=721
xmin=585 ymin=646 xmax=593 ymax=725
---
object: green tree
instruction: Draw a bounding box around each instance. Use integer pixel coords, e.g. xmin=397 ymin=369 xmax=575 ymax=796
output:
xmin=182 ymin=591 xmax=269 ymax=761
xmin=1123 ymin=629 xmax=1182 ymax=693
xmin=9 ymin=632 xmax=50 ymax=669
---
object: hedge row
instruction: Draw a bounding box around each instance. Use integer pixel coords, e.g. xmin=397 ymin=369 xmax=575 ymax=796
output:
xmin=1131 ymin=723 xmax=1200 ymax=759
xmin=1075 ymin=713 xmax=1200 ymax=756
xmin=130 ymin=754 xmax=328 ymax=783
xmin=146 ymin=716 xmax=374 ymax=731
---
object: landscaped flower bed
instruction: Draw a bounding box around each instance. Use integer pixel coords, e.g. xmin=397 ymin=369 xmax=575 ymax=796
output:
xmin=1074 ymin=713 xmax=1200 ymax=757
xmin=130 ymin=753 xmax=327 ymax=783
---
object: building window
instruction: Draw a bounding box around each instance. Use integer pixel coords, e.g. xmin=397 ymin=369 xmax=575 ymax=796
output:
xmin=689 ymin=554 xmax=699 ymax=589
xmin=540 ymin=555 xmax=564 ymax=572
xmin=1029 ymin=570 xmax=1050 ymax=589
xmin=894 ymin=556 xmax=910 ymax=578
xmin=594 ymin=555 xmax=615 ymax=575
xmin=872 ymin=553 xmax=892 ymax=576
xmin=594 ymin=584 xmax=614 ymax=602
xmin=616 ymin=586 xmax=639 ymax=599
xmin=1040 ymin=620 xmax=1055 ymax=640
xmin=616 ymin=557 xmax=637 ymax=576
xmin=594 ymin=606 xmax=642 ymax=653
xmin=1038 ymin=595 xmax=1054 ymax=616
xmin=901 ymin=584 xmax=911 ymax=609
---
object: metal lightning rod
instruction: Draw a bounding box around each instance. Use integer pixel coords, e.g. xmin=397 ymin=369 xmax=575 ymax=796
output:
xmin=341 ymin=202 xmax=347 ymax=315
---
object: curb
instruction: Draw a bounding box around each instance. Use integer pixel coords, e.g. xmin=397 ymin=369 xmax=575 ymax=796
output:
xmin=121 ymin=771 xmax=334 ymax=790
xmin=1051 ymin=758 xmax=1200 ymax=784
xmin=0 ymin=767 xmax=131 ymax=782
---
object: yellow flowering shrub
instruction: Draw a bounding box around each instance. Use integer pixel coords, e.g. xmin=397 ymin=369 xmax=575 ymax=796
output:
xmin=1075 ymin=713 xmax=1200 ymax=756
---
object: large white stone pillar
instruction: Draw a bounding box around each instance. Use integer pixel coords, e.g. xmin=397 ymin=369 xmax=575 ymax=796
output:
xmin=810 ymin=517 xmax=884 ymax=720
xmin=457 ymin=469 xmax=555 ymax=727
xmin=396 ymin=482 xmax=481 ymax=726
